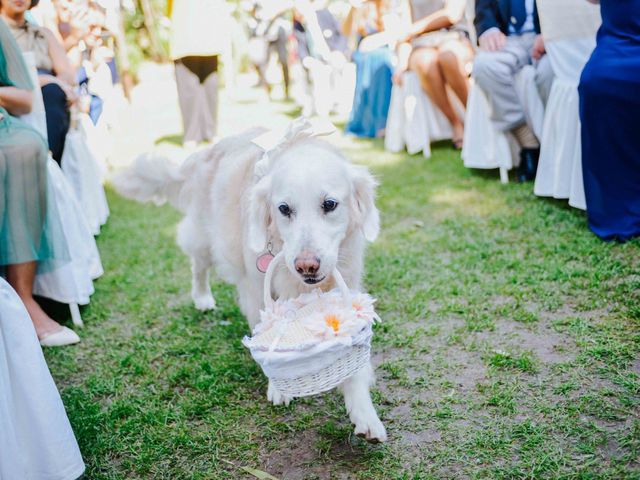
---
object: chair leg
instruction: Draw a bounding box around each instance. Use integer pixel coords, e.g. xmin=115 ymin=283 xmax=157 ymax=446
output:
xmin=499 ymin=167 xmax=509 ymax=184
xmin=69 ymin=303 xmax=84 ymax=327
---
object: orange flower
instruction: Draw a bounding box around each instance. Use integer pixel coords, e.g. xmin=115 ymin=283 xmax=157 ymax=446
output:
xmin=325 ymin=314 xmax=340 ymax=333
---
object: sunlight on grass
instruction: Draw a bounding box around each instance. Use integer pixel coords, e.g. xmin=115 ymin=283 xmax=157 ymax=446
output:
xmin=430 ymin=187 xmax=509 ymax=218
xmin=43 ymin=88 xmax=640 ymax=479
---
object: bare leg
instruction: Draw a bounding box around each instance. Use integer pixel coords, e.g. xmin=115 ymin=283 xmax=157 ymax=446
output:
xmin=6 ymin=261 xmax=62 ymax=338
xmin=411 ymin=47 xmax=464 ymax=143
xmin=437 ymin=39 xmax=473 ymax=107
xmin=339 ymin=363 xmax=387 ymax=443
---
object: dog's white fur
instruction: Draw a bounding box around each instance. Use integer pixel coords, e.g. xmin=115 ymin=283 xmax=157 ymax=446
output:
xmin=113 ymin=128 xmax=387 ymax=442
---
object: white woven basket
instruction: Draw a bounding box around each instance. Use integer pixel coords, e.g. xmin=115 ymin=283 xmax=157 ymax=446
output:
xmin=243 ymin=252 xmax=378 ymax=398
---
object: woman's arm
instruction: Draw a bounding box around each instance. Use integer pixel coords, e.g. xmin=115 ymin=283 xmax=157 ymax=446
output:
xmin=41 ymin=27 xmax=76 ymax=86
xmin=0 ymin=86 xmax=33 ymax=116
xmin=342 ymin=5 xmax=360 ymax=38
xmin=403 ymin=0 xmax=466 ymax=42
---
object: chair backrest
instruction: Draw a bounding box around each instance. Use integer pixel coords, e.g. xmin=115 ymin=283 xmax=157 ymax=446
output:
xmin=19 ymin=51 xmax=48 ymax=141
xmin=537 ymin=0 xmax=601 ymax=83
xmin=465 ymin=0 xmax=478 ymax=46
xmin=537 ymin=0 xmax=601 ymax=42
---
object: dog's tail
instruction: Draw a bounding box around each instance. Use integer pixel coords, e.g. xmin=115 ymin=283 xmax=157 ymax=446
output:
xmin=112 ymin=152 xmax=200 ymax=212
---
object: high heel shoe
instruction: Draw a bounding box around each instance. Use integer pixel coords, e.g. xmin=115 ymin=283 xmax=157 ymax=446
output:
xmin=39 ymin=326 xmax=80 ymax=347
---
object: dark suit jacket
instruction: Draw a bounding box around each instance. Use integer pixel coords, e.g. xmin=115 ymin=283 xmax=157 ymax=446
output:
xmin=474 ymin=0 xmax=541 ymax=38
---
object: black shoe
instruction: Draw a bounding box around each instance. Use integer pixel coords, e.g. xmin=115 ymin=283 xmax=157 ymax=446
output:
xmin=517 ymin=148 xmax=540 ymax=182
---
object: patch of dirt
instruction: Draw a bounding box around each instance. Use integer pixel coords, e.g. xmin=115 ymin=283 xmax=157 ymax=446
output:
xmin=475 ymin=318 xmax=576 ymax=365
xmin=538 ymin=304 xmax=611 ymax=324
xmin=632 ymin=358 xmax=640 ymax=375
xmin=256 ymin=429 xmax=373 ymax=480
xmin=397 ymin=429 xmax=441 ymax=445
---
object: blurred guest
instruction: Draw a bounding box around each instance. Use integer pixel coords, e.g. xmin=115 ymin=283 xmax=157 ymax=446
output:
xmin=578 ymin=0 xmax=640 ymax=241
xmin=294 ymin=0 xmax=351 ymax=116
xmin=344 ymin=0 xmax=397 ymax=138
xmin=394 ymin=0 xmax=473 ymax=148
xmin=294 ymin=0 xmax=349 ymax=62
xmin=472 ymin=0 xmax=553 ymax=181
xmin=247 ymin=0 xmax=292 ymax=100
xmin=169 ymin=0 xmax=231 ymax=147
xmin=0 ymin=17 xmax=79 ymax=346
xmin=1 ymin=0 xmax=77 ymax=164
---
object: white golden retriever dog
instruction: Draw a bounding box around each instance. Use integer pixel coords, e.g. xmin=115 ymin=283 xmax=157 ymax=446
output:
xmin=114 ymin=122 xmax=387 ymax=442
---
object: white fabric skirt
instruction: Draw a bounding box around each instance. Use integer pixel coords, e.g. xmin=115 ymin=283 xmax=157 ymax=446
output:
xmin=0 ymin=278 xmax=85 ymax=480
xmin=533 ymin=38 xmax=595 ymax=210
xmin=61 ymin=125 xmax=110 ymax=235
xmin=385 ymin=71 xmax=456 ymax=158
xmin=533 ymin=78 xmax=586 ymax=209
xmin=462 ymin=82 xmax=516 ymax=172
xmin=33 ymin=159 xmax=103 ymax=305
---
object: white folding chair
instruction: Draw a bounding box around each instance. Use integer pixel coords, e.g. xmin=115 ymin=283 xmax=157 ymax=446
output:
xmin=61 ymin=112 xmax=110 ymax=235
xmin=462 ymin=66 xmax=544 ymax=183
xmin=534 ymin=0 xmax=601 ymax=209
xmin=385 ymin=71 xmax=463 ymax=158
xmin=0 ymin=278 xmax=85 ymax=479
xmin=21 ymin=52 xmax=103 ymax=327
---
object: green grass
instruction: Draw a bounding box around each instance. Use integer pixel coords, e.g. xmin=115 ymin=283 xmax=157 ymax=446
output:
xmin=43 ymin=99 xmax=640 ymax=479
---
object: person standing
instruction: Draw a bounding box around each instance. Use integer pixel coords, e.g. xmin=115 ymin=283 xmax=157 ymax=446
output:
xmin=472 ymin=0 xmax=554 ymax=181
xmin=168 ymin=0 xmax=231 ymax=147
xmin=578 ymin=0 xmax=640 ymax=241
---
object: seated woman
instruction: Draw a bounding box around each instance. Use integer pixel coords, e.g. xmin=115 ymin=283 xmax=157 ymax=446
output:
xmin=0 ymin=17 xmax=79 ymax=346
xmin=1 ymin=0 xmax=77 ymax=163
xmin=393 ymin=0 xmax=473 ymax=148
xmin=343 ymin=0 xmax=397 ymax=138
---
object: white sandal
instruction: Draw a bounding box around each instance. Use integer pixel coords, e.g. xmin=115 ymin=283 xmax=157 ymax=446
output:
xmin=39 ymin=326 xmax=80 ymax=347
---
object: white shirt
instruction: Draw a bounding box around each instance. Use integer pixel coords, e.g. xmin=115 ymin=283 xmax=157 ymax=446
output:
xmin=169 ymin=0 xmax=232 ymax=60
xmin=508 ymin=0 xmax=535 ymax=35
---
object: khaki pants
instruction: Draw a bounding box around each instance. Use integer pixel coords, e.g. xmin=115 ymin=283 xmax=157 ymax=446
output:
xmin=473 ymin=33 xmax=554 ymax=132
xmin=175 ymin=56 xmax=219 ymax=143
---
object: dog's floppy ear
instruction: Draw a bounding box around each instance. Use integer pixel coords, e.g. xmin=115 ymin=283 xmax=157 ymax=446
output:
xmin=349 ymin=164 xmax=380 ymax=242
xmin=248 ymin=175 xmax=272 ymax=253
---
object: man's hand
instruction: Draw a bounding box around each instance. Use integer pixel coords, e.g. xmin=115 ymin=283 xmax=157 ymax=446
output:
xmin=531 ymin=34 xmax=546 ymax=60
xmin=479 ymin=28 xmax=507 ymax=52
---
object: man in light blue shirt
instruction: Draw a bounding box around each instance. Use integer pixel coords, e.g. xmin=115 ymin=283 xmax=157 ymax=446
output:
xmin=473 ymin=0 xmax=553 ymax=182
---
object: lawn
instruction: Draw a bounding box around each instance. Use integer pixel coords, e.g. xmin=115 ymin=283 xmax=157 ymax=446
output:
xmin=44 ymin=94 xmax=639 ymax=479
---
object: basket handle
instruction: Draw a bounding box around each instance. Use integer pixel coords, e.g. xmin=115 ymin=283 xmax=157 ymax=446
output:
xmin=262 ymin=251 xmax=351 ymax=309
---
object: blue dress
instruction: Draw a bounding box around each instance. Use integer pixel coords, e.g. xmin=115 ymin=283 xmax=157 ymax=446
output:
xmin=578 ymin=0 xmax=640 ymax=242
xmin=346 ymin=42 xmax=394 ymax=138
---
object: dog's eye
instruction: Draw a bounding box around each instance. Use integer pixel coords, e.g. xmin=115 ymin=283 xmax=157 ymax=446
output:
xmin=322 ymin=199 xmax=338 ymax=213
xmin=278 ymin=203 xmax=291 ymax=217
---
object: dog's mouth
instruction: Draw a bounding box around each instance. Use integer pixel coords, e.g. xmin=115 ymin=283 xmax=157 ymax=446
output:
xmin=303 ymin=275 xmax=326 ymax=285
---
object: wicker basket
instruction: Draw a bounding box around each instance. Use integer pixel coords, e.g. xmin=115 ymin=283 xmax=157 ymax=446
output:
xmin=243 ymin=252 xmax=378 ymax=398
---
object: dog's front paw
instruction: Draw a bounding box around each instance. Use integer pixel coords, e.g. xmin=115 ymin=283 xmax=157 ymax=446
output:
xmin=192 ymin=292 xmax=216 ymax=311
xmin=351 ymin=409 xmax=387 ymax=444
xmin=267 ymin=381 xmax=292 ymax=406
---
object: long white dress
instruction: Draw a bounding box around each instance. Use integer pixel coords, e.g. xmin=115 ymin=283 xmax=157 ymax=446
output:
xmin=0 ymin=278 xmax=85 ymax=480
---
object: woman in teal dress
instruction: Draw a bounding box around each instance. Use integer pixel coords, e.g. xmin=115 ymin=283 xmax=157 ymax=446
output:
xmin=0 ymin=18 xmax=77 ymax=345
xmin=344 ymin=0 xmax=395 ymax=138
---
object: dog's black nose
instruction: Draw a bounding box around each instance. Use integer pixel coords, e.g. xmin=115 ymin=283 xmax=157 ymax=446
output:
xmin=295 ymin=254 xmax=320 ymax=276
